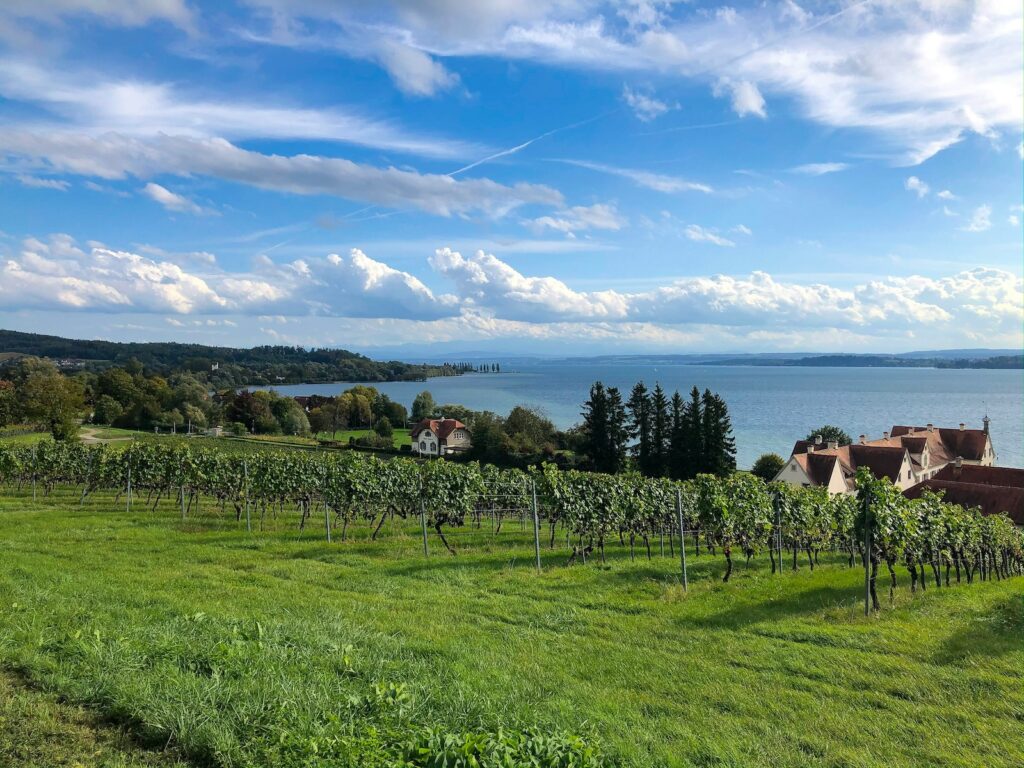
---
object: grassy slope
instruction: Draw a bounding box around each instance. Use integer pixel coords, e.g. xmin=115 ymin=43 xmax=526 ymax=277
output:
xmin=0 ymin=490 xmax=1021 ymax=768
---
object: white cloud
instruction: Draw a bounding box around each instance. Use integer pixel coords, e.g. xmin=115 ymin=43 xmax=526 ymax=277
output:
xmin=714 ymin=78 xmax=766 ymax=118
xmin=1010 ymin=214 xmax=1020 ymax=227
xmin=261 ymin=1 xmax=1023 ymax=164
xmin=559 ymin=159 xmax=712 ymax=194
xmin=5 ymin=234 xmax=1022 ymax=349
xmin=0 ymin=235 xmax=459 ymax=320
xmin=430 ymin=247 xmax=630 ymax=322
xmin=527 ymin=203 xmax=626 ymax=237
xmin=16 ymin=174 xmax=69 ymax=190
xmin=790 ymin=163 xmax=849 ymax=176
xmin=936 ymin=189 xmax=957 ymax=200
xmin=732 ymin=224 xmax=752 ymax=236
xmin=373 ymin=40 xmax=461 ymax=96
xmin=961 ymin=204 xmax=992 ymax=232
xmin=1 ymin=132 xmax=562 ymax=218
xmin=141 ymin=182 xmax=212 ymax=216
xmin=905 ymin=176 xmax=930 ymax=198
xmin=684 ymin=224 xmax=734 ymax=247
xmin=0 ymin=61 xmax=481 ymax=160
xmin=622 ymin=86 xmax=675 ymax=122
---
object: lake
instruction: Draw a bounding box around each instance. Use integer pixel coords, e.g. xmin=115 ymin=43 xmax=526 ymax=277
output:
xmin=264 ymin=363 xmax=1024 ymax=469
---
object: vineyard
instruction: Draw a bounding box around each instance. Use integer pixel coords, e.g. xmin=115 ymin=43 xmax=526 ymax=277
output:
xmin=2 ymin=439 xmax=1021 ymax=607
xmin=1 ymin=438 xmax=1023 ymax=767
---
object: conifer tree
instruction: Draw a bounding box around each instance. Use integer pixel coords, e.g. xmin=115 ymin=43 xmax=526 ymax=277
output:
xmin=651 ymin=383 xmax=670 ymax=476
xmin=627 ymin=382 xmax=653 ymax=475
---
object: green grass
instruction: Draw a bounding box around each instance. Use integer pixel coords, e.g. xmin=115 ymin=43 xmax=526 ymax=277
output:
xmin=314 ymin=428 xmax=413 ymax=447
xmin=0 ymin=489 xmax=1021 ymax=767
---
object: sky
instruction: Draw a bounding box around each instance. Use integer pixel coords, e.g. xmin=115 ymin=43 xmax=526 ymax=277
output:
xmin=0 ymin=0 xmax=1021 ymax=357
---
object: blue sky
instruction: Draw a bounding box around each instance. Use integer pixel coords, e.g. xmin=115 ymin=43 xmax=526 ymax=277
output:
xmin=0 ymin=0 xmax=1021 ymax=356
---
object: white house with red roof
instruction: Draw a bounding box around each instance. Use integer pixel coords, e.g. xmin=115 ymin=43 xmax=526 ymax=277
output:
xmin=410 ymin=418 xmax=472 ymax=457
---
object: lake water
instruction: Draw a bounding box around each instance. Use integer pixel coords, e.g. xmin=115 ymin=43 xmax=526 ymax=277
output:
xmin=266 ymin=363 xmax=1024 ymax=469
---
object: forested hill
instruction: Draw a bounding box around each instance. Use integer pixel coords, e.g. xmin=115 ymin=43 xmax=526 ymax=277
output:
xmin=0 ymin=329 xmax=448 ymax=386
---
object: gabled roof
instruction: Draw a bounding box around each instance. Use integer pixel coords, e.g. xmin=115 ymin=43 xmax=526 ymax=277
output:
xmin=890 ymin=425 xmax=988 ymax=461
xmin=905 ymin=480 xmax=1024 ymax=525
xmin=410 ymin=418 xmax=469 ymax=440
xmin=932 ymin=464 xmax=1024 ymax=487
xmin=846 ymin=444 xmax=908 ymax=482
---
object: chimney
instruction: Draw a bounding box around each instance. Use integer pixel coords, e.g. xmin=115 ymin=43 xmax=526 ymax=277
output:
xmin=983 ymin=415 xmax=990 ymax=435
xmin=827 ymin=440 xmax=838 ymax=450
xmin=883 ymin=431 xmax=890 ymax=440
xmin=814 ymin=434 xmax=822 ymax=445
xmin=955 ymin=456 xmax=962 ymax=468
xmin=859 ymin=434 xmax=866 ymax=444
xmin=959 ymin=423 xmax=965 ymax=431
xmin=926 ymin=423 xmax=933 ymax=433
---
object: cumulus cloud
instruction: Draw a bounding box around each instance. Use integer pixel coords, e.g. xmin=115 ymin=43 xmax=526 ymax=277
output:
xmin=684 ymin=224 xmax=734 ymax=247
xmin=559 ymin=159 xmax=712 ymax=194
xmin=905 ymin=176 xmax=930 ymax=198
xmin=141 ymin=182 xmax=213 ymax=215
xmin=427 ymin=247 xmax=1022 ymax=337
xmin=622 ymin=86 xmax=675 ymax=122
xmin=429 ymin=247 xmax=630 ymax=322
xmin=961 ymin=205 xmax=992 ymax=232
xmin=714 ymin=78 xmax=766 ymax=118
xmin=526 ymin=203 xmax=626 ymax=237
xmin=16 ymin=174 xmax=69 ymax=190
xmin=0 ymin=235 xmax=458 ymax=320
xmin=790 ymin=163 xmax=849 ymax=176
xmin=1 ymin=132 xmax=562 ymax=218
xmin=5 ymin=234 xmax=1021 ymax=347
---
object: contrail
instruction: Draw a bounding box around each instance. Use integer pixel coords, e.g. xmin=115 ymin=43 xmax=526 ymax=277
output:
xmin=448 ymin=111 xmax=615 ymax=177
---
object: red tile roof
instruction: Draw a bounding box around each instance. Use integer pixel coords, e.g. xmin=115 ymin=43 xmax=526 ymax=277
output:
xmin=905 ymin=480 xmax=1024 ymax=526
xmin=932 ymin=464 xmax=1024 ymax=487
xmin=410 ymin=418 xmax=469 ymax=440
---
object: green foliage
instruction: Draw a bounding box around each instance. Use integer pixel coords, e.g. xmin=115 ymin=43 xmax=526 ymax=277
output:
xmin=751 ymin=452 xmax=785 ymax=482
xmin=805 ymin=425 xmax=852 ymax=446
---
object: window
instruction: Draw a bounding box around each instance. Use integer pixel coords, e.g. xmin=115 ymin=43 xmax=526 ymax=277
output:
xmin=789 ymin=465 xmax=796 ymax=472
xmin=420 ymin=441 xmax=426 ymax=451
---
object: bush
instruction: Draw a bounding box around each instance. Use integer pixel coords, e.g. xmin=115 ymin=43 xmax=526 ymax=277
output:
xmin=400 ymin=444 xmax=411 ymax=453
xmin=374 ymin=416 xmax=394 ymax=439
xmin=229 ymin=422 xmax=248 ymax=436
xmin=751 ymin=452 xmax=786 ymax=482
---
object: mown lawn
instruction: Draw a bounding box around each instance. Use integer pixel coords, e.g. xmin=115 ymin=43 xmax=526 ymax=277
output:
xmin=0 ymin=489 xmax=1020 ymax=767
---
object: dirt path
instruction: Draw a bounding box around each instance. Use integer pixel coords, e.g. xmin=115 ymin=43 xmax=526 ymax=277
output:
xmin=79 ymin=427 xmax=132 ymax=445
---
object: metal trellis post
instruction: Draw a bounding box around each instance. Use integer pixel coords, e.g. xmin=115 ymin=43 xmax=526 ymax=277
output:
xmin=863 ymin=487 xmax=871 ymax=616
xmin=676 ymin=487 xmax=688 ymax=591
xmin=420 ymin=498 xmax=429 ymax=557
xmin=325 ymin=502 xmax=332 ymax=543
xmin=531 ymin=480 xmax=541 ymax=572
xmin=243 ymin=460 xmax=251 ymax=533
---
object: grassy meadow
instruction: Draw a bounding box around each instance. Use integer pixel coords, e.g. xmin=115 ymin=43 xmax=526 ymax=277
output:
xmin=0 ymin=485 xmax=1021 ymax=768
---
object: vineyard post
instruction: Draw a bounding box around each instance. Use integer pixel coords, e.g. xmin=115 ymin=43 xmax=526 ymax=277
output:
xmin=863 ymin=486 xmax=871 ymax=617
xmin=419 ymin=498 xmax=429 ymax=557
xmin=243 ymin=460 xmax=251 ymax=533
xmin=774 ymin=492 xmax=782 ymax=573
xmin=531 ymin=479 xmax=541 ymax=573
xmin=676 ymin=487 xmax=688 ymax=591
xmin=324 ymin=502 xmax=331 ymax=543
xmin=126 ymin=465 xmax=132 ymax=514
